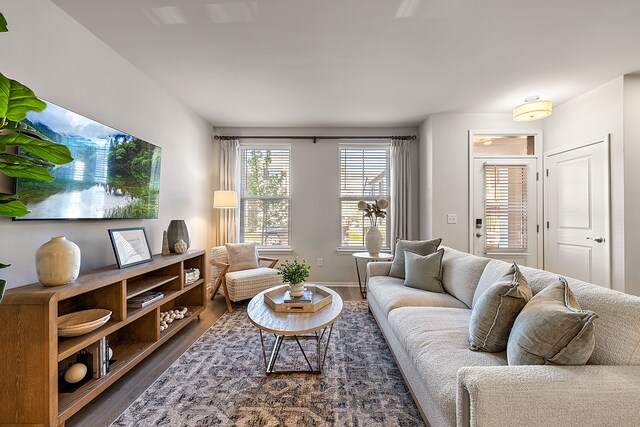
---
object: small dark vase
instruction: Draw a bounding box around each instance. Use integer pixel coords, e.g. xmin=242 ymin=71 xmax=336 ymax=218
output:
xmin=167 ymin=220 xmax=191 ymax=253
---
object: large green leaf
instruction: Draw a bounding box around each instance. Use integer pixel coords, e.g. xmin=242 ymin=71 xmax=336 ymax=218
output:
xmin=0 ymin=162 xmax=53 ymax=181
xmin=0 ymin=72 xmax=46 ymax=122
xmin=0 ymin=131 xmax=72 ymax=164
xmin=0 ymin=200 xmax=29 ymax=216
xmin=5 ymin=120 xmax=54 ymax=143
xmin=0 ymin=152 xmax=52 ymax=166
xmin=0 ymin=13 xmax=7 ymax=32
xmin=0 ymin=263 xmax=9 ymax=269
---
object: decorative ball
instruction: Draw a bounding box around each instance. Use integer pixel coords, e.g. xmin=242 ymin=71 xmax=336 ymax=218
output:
xmin=64 ymin=363 xmax=87 ymax=384
xmin=174 ymin=239 xmax=188 ymax=254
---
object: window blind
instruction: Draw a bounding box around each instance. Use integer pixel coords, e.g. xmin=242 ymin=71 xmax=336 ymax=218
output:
xmin=484 ymin=165 xmax=528 ymax=253
xmin=339 ymin=145 xmax=390 ymax=249
xmin=240 ymin=147 xmax=290 ymax=247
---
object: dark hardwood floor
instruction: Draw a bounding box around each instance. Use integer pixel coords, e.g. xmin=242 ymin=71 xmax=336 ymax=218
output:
xmin=67 ymin=286 xmax=363 ymax=427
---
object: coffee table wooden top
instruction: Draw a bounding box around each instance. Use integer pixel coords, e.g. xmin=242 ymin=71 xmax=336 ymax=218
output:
xmin=247 ymin=284 xmax=343 ymax=336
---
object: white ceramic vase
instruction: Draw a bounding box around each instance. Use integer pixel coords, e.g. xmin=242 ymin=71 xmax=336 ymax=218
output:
xmin=289 ymin=282 xmax=305 ymax=297
xmin=365 ymin=225 xmax=383 ymax=256
xmin=36 ymin=236 xmax=81 ymax=287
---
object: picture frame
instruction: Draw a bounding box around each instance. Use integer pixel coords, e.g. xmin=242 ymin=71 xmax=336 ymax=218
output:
xmin=108 ymin=227 xmax=153 ymax=269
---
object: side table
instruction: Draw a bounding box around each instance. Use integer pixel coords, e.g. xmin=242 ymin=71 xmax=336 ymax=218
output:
xmin=352 ymin=252 xmax=393 ymax=298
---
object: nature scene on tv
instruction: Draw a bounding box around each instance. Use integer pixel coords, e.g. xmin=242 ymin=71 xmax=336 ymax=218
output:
xmin=15 ymin=101 xmax=162 ymax=220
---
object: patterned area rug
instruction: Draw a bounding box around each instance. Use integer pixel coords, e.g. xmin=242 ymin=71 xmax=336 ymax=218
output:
xmin=111 ymin=301 xmax=424 ymax=426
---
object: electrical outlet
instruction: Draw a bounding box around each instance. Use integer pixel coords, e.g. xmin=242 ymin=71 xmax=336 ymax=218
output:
xmin=317 ymin=258 xmax=324 ymax=267
xmin=447 ymin=214 xmax=457 ymax=224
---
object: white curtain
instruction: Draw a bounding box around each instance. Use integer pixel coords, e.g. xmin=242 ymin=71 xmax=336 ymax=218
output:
xmin=216 ymin=139 xmax=240 ymax=245
xmin=390 ymin=138 xmax=412 ymax=249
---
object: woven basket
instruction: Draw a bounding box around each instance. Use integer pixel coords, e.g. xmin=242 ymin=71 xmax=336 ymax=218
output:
xmin=58 ymin=309 xmax=112 ymax=337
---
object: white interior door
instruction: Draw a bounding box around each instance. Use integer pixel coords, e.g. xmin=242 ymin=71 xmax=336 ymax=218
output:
xmin=473 ymin=158 xmax=538 ymax=267
xmin=544 ymin=138 xmax=610 ymax=287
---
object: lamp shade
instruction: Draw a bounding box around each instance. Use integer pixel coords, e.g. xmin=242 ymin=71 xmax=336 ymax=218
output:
xmin=213 ymin=190 xmax=238 ymax=209
xmin=513 ymin=98 xmax=553 ymax=122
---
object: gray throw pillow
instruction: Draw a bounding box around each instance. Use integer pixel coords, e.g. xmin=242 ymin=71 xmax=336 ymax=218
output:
xmin=403 ymin=249 xmax=445 ymax=293
xmin=469 ymin=262 xmax=532 ymax=352
xmin=507 ymin=277 xmax=598 ymax=365
xmin=389 ymin=238 xmax=442 ymax=279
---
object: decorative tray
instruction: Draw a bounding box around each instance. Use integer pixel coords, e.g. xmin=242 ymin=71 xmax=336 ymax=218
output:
xmin=264 ymin=285 xmax=333 ymax=313
xmin=58 ymin=309 xmax=112 ymax=337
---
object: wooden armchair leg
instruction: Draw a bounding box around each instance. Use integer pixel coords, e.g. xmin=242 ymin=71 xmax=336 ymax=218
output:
xmin=211 ymin=276 xmax=233 ymax=313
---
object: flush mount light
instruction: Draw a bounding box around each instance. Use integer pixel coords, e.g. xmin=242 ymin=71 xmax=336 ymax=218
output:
xmin=513 ymin=96 xmax=552 ymax=122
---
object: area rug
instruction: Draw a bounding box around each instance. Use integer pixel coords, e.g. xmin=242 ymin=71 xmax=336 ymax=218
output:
xmin=111 ymin=301 xmax=424 ymax=426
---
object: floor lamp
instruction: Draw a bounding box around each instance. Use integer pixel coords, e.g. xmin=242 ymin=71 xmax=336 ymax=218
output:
xmin=212 ymin=190 xmax=239 ymax=310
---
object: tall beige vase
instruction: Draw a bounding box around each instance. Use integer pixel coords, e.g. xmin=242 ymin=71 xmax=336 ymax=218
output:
xmin=36 ymin=236 xmax=81 ymax=286
xmin=365 ymin=226 xmax=383 ymax=256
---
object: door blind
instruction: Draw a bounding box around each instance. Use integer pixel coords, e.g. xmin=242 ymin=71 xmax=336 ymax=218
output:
xmin=484 ymin=165 xmax=528 ymax=253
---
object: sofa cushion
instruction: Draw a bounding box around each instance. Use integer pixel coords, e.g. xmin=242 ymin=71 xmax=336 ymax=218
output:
xmin=225 ymin=242 xmax=259 ymax=272
xmin=404 ymin=249 xmax=445 ymax=292
xmin=388 ymin=307 xmax=507 ymax=424
xmin=472 ymin=259 xmax=512 ymax=308
xmin=441 ymin=247 xmax=491 ymax=308
xmin=469 ymin=263 xmax=532 ymax=352
xmin=389 ymin=238 xmax=441 ymax=279
xmin=508 ymin=278 xmax=598 ymax=365
xmin=517 ymin=266 xmax=640 ymax=365
xmin=368 ymin=276 xmax=467 ymax=316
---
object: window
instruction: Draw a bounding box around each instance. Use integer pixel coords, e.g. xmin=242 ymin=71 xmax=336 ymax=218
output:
xmin=240 ymin=146 xmax=290 ymax=248
xmin=339 ymin=144 xmax=390 ymax=249
xmin=484 ymin=165 xmax=528 ymax=253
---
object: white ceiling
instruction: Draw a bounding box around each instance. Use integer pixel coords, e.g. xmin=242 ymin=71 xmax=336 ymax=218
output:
xmin=53 ymin=0 xmax=640 ymax=127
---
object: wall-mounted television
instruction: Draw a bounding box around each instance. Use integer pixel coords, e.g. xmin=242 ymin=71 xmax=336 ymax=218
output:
xmin=14 ymin=100 xmax=162 ymax=220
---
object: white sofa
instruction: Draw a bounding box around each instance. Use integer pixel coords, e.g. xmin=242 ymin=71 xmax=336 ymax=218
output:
xmin=367 ymin=246 xmax=640 ymax=427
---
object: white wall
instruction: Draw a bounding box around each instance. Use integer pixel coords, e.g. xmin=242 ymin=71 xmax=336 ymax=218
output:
xmin=419 ymin=114 xmax=540 ymax=250
xmin=623 ymin=74 xmax=640 ymax=296
xmin=544 ymin=78 xmax=625 ymax=292
xmin=217 ymin=127 xmax=419 ymax=285
xmin=0 ymin=1 xmax=213 ymax=288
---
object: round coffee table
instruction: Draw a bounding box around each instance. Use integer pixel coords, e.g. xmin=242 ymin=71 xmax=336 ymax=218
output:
xmin=247 ymin=284 xmax=343 ymax=374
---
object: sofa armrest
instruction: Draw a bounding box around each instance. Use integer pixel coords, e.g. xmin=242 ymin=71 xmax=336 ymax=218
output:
xmin=367 ymin=261 xmax=392 ymax=277
xmin=457 ymin=365 xmax=640 ymax=427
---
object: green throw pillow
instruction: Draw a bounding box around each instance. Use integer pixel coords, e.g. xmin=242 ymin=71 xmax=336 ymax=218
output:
xmin=507 ymin=277 xmax=598 ymax=365
xmin=469 ymin=262 xmax=532 ymax=352
xmin=389 ymin=238 xmax=442 ymax=279
xmin=403 ymin=248 xmax=445 ymax=293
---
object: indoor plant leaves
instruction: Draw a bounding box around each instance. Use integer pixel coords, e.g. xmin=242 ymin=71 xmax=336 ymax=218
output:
xmin=0 ymin=71 xmax=46 ymax=123
xmin=0 ymin=13 xmax=7 ymax=33
xmin=0 ymin=131 xmax=72 ymax=164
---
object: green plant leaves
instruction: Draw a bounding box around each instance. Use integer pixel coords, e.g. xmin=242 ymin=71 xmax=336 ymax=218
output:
xmin=0 ymin=162 xmax=53 ymax=181
xmin=0 ymin=279 xmax=5 ymax=303
xmin=0 ymin=199 xmax=29 ymax=216
xmin=0 ymin=132 xmax=72 ymax=164
xmin=0 ymin=13 xmax=7 ymax=32
xmin=0 ymin=72 xmax=46 ymax=122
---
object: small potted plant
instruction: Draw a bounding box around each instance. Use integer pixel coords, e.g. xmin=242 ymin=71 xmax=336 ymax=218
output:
xmin=277 ymin=258 xmax=311 ymax=297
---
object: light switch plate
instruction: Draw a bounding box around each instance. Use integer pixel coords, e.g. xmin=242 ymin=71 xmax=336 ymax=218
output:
xmin=447 ymin=214 xmax=457 ymax=224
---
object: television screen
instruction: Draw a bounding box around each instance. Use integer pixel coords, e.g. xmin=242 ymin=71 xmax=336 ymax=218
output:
xmin=14 ymin=100 xmax=162 ymax=220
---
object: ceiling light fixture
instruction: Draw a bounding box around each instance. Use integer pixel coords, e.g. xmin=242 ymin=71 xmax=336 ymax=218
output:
xmin=513 ymin=96 xmax=552 ymax=122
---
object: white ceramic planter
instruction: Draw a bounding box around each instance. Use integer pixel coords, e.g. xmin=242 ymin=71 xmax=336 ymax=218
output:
xmin=36 ymin=236 xmax=81 ymax=286
xmin=365 ymin=225 xmax=383 ymax=256
xmin=289 ymin=282 xmax=305 ymax=297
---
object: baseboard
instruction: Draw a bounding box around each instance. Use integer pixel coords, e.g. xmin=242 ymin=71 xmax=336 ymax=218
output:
xmin=314 ymin=282 xmax=359 ymax=288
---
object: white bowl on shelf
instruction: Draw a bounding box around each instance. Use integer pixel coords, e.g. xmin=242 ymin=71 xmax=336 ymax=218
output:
xmin=58 ymin=309 xmax=112 ymax=337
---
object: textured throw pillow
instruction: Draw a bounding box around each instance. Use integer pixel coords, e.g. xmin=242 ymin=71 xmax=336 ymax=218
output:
xmin=469 ymin=262 xmax=532 ymax=352
xmin=225 ymin=242 xmax=259 ymax=272
xmin=507 ymin=277 xmax=598 ymax=365
xmin=403 ymin=249 xmax=445 ymax=292
xmin=389 ymin=238 xmax=442 ymax=279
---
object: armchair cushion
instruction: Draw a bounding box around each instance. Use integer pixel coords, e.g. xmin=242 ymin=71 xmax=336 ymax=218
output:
xmin=225 ymin=242 xmax=259 ymax=272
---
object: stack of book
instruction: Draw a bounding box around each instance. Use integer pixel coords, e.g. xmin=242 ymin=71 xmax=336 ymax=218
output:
xmin=127 ymin=291 xmax=164 ymax=308
xmin=283 ymin=290 xmax=314 ymax=304
xmin=83 ymin=336 xmax=110 ymax=379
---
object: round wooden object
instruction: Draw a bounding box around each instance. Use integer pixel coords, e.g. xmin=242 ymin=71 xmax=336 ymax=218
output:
xmin=247 ymin=284 xmax=343 ymax=336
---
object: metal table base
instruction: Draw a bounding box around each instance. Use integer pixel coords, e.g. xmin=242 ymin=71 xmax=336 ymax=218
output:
xmin=258 ymin=324 xmax=334 ymax=374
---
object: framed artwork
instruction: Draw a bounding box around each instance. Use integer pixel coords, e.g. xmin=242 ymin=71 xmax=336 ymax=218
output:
xmin=108 ymin=227 xmax=153 ymax=268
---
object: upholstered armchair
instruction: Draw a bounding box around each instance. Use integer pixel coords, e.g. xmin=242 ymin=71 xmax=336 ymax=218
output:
xmin=210 ymin=243 xmax=282 ymax=312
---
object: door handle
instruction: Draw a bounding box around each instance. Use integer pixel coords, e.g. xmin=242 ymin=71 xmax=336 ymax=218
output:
xmin=475 ymin=233 xmax=483 ymax=238
xmin=586 ymin=237 xmax=605 ymax=243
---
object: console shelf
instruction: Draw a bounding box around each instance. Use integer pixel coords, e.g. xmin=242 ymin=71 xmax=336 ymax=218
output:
xmin=0 ymin=250 xmax=208 ymax=427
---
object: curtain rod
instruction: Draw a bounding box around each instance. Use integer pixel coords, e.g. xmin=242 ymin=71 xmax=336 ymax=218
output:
xmin=214 ymin=135 xmax=417 ymax=142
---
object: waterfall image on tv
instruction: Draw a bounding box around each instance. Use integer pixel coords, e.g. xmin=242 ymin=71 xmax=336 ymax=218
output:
xmin=14 ymin=100 xmax=162 ymax=220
